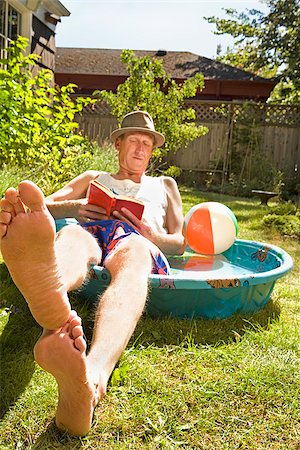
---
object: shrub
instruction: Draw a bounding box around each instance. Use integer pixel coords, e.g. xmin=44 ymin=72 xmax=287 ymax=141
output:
xmin=0 ymin=37 xmax=95 ymax=182
xmin=97 ymin=50 xmax=208 ymax=170
xmin=0 ymin=142 xmax=118 ymax=197
xmin=162 ymin=165 xmax=182 ymax=180
xmin=263 ymin=202 xmax=300 ymax=239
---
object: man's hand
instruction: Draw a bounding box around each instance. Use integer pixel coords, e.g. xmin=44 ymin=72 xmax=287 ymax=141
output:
xmin=77 ymin=199 xmax=111 ymax=222
xmin=112 ymin=208 xmax=157 ymax=243
xmin=46 ymin=198 xmax=112 ymax=222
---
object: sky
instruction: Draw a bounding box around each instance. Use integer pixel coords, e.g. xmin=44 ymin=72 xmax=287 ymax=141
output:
xmin=56 ymin=1 xmax=269 ymax=59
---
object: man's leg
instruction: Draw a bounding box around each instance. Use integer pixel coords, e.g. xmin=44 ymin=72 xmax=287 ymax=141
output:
xmin=34 ymin=310 xmax=99 ymax=436
xmin=86 ymin=235 xmax=153 ymax=395
xmin=0 ymin=180 xmax=101 ymax=329
xmin=35 ymin=234 xmax=153 ymax=435
xmin=0 ymin=181 xmax=152 ymax=435
xmin=0 ymin=181 xmax=102 ymax=435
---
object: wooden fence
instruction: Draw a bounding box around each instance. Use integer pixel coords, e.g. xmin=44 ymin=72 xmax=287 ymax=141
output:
xmin=77 ymin=100 xmax=300 ymax=181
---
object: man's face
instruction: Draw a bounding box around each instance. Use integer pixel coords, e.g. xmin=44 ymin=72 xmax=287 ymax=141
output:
xmin=115 ymin=132 xmax=155 ymax=174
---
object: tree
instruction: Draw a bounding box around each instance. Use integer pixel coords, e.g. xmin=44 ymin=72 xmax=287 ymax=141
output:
xmin=206 ymin=0 xmax=300 ymax=102
xmin=97 ymin=50 xmax=208 ymax=168
xmin=0 ymin=37 xmax=95 ymax=178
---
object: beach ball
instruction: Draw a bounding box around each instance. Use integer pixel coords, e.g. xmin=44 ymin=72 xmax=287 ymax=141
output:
xmin=184 ymin=202 xmax=238 ymax=255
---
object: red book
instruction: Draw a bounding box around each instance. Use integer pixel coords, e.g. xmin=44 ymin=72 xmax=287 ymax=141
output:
xmin=88 ymin=180 xmax=144 ymax=220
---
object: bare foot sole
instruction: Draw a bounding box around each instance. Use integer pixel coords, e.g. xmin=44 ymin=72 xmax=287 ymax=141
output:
xmin=0 ymin=181 xmax=71 ymax=329
xmin=34 ymin=311 xmax=100 ymax=436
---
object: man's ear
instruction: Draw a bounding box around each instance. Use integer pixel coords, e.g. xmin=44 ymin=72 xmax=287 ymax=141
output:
xmin=114 ymin=137 xmax=121 ymax=150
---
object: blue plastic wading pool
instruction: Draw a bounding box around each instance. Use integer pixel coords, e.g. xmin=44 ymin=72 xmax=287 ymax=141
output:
xmin=56 ymin=220 xmax=293 ymax=319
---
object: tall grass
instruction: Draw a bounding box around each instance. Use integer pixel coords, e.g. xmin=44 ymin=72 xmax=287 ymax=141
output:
xmin=0 ymin=141 xmax=118 ymax=197
xmin=0 ymin=165 xmax=299 ymax=449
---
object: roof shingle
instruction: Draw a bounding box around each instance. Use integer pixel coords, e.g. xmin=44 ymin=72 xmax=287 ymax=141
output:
xmin=55 ymin=47 xmax=269 ymax=82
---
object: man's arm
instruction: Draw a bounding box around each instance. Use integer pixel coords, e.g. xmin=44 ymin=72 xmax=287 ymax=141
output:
xmin=153 ymin=176 xmax=185 ymax=255
xmin=46 ymin=170 xmax=109 ymax=221
xmin=113 ymin=176 xmax=185 ymax=255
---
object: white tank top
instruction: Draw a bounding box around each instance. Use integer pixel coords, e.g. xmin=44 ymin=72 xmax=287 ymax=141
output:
xmin=93 ymin=172 xmax=168 ymax=234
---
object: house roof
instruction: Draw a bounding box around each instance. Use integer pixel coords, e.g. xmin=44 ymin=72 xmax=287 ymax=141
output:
xmin=55 ymin=47 xmax=277 ymax=101
xmin=55 ymin=47 xmax=269 ymax=82
xmin=27 ymin=0 xmax=70 ymax=16
xmin=43 ymin=0 xmax=70 ymax=17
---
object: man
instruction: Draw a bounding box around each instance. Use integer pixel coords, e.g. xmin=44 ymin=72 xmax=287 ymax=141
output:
xmin=0 ymin=111 xmax=185 ymax=436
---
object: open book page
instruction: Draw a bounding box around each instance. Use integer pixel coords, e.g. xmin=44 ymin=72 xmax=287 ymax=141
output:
xmin=88 ymin=180 xmax=144 ymax=219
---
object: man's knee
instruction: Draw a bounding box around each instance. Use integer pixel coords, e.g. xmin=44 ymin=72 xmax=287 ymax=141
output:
xmin=106 ymin=235 xmax=152 ymax=273
xmin=56 ymin=224 xmax=102 ymax=263
xmin=121 ymin=234 xmax=152 ymax=256
xmin=57 ymin=223 xmax=88 ymax=239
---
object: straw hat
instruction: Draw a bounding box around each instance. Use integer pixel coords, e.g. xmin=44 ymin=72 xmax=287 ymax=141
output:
xmin=110 ymin=111 xmax=165 ymax=147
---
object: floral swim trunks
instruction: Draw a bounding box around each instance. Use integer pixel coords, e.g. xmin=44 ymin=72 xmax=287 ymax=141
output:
xmin=80 ymin=219 xmax=171 ymax=275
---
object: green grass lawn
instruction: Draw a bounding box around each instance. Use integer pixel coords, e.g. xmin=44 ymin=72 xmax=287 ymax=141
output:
xmin=0 ymin=188 xmax=299 ymax=450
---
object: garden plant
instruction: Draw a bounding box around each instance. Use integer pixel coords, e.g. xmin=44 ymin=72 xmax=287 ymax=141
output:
xmin=97 ymin=49 xmax=208 ymax=173
xmin=0 ymin=37 xmax=95 ymax=188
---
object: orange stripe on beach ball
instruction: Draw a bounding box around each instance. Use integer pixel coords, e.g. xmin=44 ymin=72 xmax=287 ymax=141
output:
xmin=186 ymin=207 xmax=214 ymax=254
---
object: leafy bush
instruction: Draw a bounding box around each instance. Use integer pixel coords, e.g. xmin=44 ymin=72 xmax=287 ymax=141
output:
xmin=0 ymin=142 xmax=118 ymax=197
xmin=0 ymin=147 xmax=92 ymax=198
xmin=0 ymin=37 xmax=95 ymax=182
xmin=263 ymin=202 xmax=300 ymax=239
xmin=97 ymin=50 xmax=208 ymax=168
xmin=163 ymin=165 xmax=182 ymax=179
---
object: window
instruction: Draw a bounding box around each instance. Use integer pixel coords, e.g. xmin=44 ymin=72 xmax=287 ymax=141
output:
xmin=0 ymin=0 xmax=22 ymax=58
